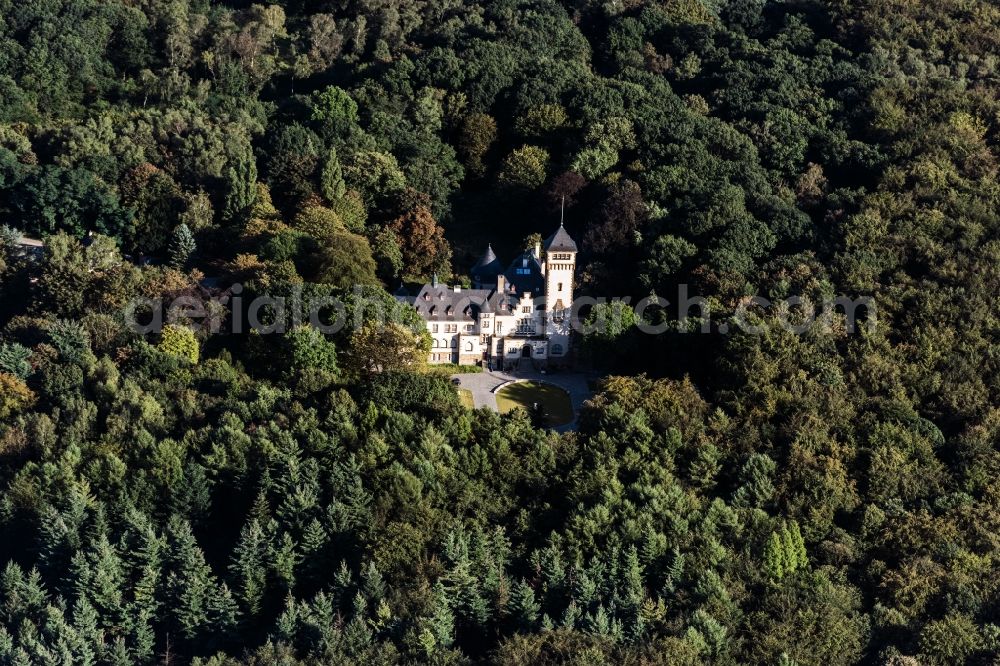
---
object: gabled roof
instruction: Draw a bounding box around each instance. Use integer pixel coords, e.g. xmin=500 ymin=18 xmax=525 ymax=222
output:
xmin=408 ymin=285 xmax=494 ymax=321
xmin=543 ymin=223 xmax=578 ymax=253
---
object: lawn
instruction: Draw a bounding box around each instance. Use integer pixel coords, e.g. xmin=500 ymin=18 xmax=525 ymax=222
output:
xmin=495 ymin=381 xmax=574 ymax=427
xmin=457 ymin=388 xmax=475 ymax=409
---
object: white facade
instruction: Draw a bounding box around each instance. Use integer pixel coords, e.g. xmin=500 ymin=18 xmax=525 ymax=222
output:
xmin=401 ymin=225 xmax=578 ymax=369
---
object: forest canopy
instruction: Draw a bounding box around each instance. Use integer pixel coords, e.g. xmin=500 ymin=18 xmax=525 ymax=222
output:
xmin=0 ymin=0 xmax=999 ymax=664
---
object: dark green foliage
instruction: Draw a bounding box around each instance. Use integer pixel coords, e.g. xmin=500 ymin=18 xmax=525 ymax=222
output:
xmin=0 ymin=0 xmax=997 ymax=664
xmin=169 ymin=223 xmax=196 ymax=269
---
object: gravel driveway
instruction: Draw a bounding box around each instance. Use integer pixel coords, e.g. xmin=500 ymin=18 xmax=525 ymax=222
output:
xmin=452 ymin=368 xmax=596 ymax=430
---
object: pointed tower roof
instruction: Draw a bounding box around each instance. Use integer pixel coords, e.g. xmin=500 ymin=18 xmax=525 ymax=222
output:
xmin=473 ymin=243 xmax=499 ymax=269
xmin=470 ymin=243 xmax=504 ymax=287
xmin=544 ymin=223 xmax=578 ymax=253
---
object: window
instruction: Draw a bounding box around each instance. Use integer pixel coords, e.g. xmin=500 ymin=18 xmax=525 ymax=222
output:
xmin=465 ymin=341 xmax=474 ymax=351
xmin=522 ymin=306 xmax=531 ymax=314
xmin=432 ymin=324 xmax=438 ymax=333
xmin=466 ymin=324 xmax=475 ymax=332
xmin=516 ymin=268 xmax=530 ymax=275
xmin=551 ymin=343 xmax=564 ymax=356
xmin=557 ymin=283 xmax=563 ymax=291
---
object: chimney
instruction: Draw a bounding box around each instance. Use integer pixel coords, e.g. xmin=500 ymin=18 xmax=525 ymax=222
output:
xmin=453 ymin=285 xmax=461 ymax=293
xmin=431 ymin=273 xmax=438 ymax=287
xmin=533 ymin=242 xmax=541 ymax=260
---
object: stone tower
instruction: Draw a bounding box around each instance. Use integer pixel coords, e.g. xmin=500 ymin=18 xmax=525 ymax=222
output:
xmin=542 ymin=223 xmax=577 ymax=359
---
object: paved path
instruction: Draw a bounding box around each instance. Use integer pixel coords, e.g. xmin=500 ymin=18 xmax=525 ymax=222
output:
xmin=453 ymin=368 xmax=598 ymax=430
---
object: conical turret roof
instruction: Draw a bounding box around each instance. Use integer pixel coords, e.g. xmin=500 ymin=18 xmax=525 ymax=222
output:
xmin=470 ymin=243 xmax=504 ymax=286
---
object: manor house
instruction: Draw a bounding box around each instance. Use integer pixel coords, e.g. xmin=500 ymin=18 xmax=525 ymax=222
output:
xmin=396 ymin=224 xmax=577 ymax=370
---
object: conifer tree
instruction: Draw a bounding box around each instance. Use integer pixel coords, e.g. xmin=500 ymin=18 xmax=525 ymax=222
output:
xmin=165 ymin=517 xmax=217 ymax=641
xmin=224 ymin=145 xmax=258 ymax=223
xmin=790 ymin=521 xmax=807 ymax=568
xmin=229 ymin=519 xmax=269 ymax=616
xmin=781 ymin=523 xmax=797 ymax=572
xmin=127 ymin=608 xmax=156 ymax=665
xmin=509 ymin=579 xmax=540 ymax=632
xmin=299 ymin=518 xmax=327 ymax=582
xmin=763 ymin=531 xmax=786 ymax=580
xmin=70 ymin=596 xmax=102 ymax=665
xmin=207 ymin=583 xmax=241 ymax=643
xmin=269 ymin=531 xmax=300 ymax=593
xmin=320 ymin=147 xmax=347 ymax=203
xmin=361 ymin=561 xmax=385 ymax=604
xmin=106 ymin=638 xmax=130 ymax=666
xmin=168 ymin=223 xmax=195 ymax=269
xmin=427 ymin=582 xmax=455 ymax=650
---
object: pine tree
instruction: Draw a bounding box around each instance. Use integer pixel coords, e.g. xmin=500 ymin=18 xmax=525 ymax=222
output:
xmin=763 ymin=531 xmax=786 ymax=580
xmin=781 ymin=523 xmax=797 ymax=572
xmin=689 ymin=443 xmax=722 ymax=490
xmin=105 ymin=638 xmax=130 ymax=666
xmin=299 ymin=518 xmax=327 ymax=582
xmin=320 ymin=147 xmax=346 ymax=203
xmin=84 ymin=533 xmax=126 ymax=630
xmin=207 ymin=583 xmax=241 ymax=642
xmin=690 ymin=609 xmax=728 ymax=659
xmin=331 ymin=560 xmax=353 ymax=604
xmin=361 ymin=561 xmax=385 ymax=604
xmin=165 ymin=517 xmax=216 ymax=641
xmin=427 ymin=582 xmax=455 ymax=650
xmin=168 ymin=224 xmax=195 ymax=269
xmin=223 ymin=146 xmax=258 ymax=223
xmin=127 ymin=607 xmax=156 ymax=664
xmin=664 ymin=547 xmax=685 ymax=593
xmin=620 ymin=546 xmax=644 ymax=607
xmin=732 ymin=453 xmax=776 ymax=508
xmin=790 ymin=521 xmax=807 ymax=569
xmin=70 ymin=597 xmax=101 ymax=666
xmin=269 ymin=530 xmax=300 ymax=593
xmin=509 ymin=579 xmax=540 ymax=632
xmin=127 ymin=520 xmax=163 ymax=618
xmin=228 ymin=519 xmax=268 ymax=616
xmin=274 ymin=595 xmax=299 ymax=642
xmin=536 ymin=545 xmax=566 ymax=599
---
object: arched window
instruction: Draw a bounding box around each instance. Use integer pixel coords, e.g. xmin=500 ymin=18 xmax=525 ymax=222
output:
xmin=551 ymin=343 xmax=564 ymax=356
xmin=465 ymin=341 xmax=474 ymax=351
